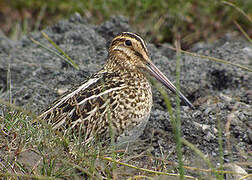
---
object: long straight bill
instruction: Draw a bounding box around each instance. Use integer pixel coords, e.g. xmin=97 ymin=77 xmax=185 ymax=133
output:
xmin=146 ymin=61 xmax=194 ymax=109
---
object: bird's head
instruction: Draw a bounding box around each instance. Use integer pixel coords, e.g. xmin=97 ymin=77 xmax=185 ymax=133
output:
xmin=108 ymin=32 xmax=150 ymax=70
xmin=107 ymin=32 xmax=194 ymax=109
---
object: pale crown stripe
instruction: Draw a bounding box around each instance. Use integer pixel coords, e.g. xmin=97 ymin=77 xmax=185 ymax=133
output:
xmin=123 ymin=32 xmax=148 ymax=53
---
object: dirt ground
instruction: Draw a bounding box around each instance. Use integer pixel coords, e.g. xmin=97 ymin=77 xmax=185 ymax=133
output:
xmin=0 ymin=14 xmax=251 ymax=178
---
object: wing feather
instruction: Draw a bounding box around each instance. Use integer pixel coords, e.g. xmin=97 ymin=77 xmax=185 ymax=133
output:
xmin=39 ymin=71 xmax=126 ymax=141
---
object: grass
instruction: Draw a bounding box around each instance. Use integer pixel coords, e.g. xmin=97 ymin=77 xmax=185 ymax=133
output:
xmin=1 ymin=28 xmax=251 ymax=179
xmin=0 ymin=1 xmax=252 ymax=179
xmin=1 ymin=70 xmax=252 ymax=178
xmin=0 ymin=105 xmax=197 ymax=179
xmin=175 ymin=40 xmax=184 ymax=179
xmin=1 ymin=79 xmax=251 ymax=179
xmin=1 ymin=0 xmax=252 ymax=47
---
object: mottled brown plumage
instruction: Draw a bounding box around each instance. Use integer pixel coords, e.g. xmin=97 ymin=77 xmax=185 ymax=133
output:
xmin=39 ymin=32 xmax=194 ymax=145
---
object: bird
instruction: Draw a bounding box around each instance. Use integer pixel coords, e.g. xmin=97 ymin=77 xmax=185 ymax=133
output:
xmin=39 ymin=32 xmax=194 ymax=146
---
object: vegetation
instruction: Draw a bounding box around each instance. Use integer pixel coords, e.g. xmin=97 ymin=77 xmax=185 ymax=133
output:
xmin=0 ymin=0 xmax=251 ymax=179
xmin=0 ymin=93 xmax=239 ymax=180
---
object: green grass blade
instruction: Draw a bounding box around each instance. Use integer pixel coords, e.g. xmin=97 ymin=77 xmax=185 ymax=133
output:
xmin=41 ymin=32 xmax=79 ymax=70
xmin=222 ymin=1 xmax=252 ymax=24
xmin=233 ymin=20 xmax=252 ymax=44
xmin=217 ymin=114 xmax=224 ymax=179
xmin=30 ymin=37 xmax=79 ymax=70
xmin=175 ymin=40 xmax=184 ymax=180
xmin=182 ymin=138 xmax=220 ymax=178
xmin=168 ymin=47 xmax=252 ymax=72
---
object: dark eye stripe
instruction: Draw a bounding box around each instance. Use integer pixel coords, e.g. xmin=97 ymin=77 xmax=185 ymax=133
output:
xmin=134 ymin=51 xmax=143 ymax=59
xmin=111 ymin=38 xmax=125 ymax=47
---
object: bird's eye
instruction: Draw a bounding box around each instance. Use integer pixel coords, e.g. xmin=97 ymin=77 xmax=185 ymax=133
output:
xmin=125 ymin=40 xmax=132 ymax=46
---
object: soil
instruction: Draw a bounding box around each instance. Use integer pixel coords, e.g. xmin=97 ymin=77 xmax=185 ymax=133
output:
xmin=0 ymin=13 xmax=251 ymax=178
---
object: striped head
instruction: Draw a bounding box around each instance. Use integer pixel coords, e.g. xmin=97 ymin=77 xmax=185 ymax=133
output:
xmin=108 ymin=32 xmax=150 ymax=71
xmin=107 ymin=32 xmax=194 ymax=109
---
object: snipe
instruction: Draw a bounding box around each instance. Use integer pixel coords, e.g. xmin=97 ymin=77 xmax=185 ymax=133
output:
xmin=39 ymin=32 xmax=194 ymax=145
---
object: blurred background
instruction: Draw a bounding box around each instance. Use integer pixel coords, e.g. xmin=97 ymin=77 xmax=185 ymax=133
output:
xmin=0 ymin=0 xmax=251 ymax=48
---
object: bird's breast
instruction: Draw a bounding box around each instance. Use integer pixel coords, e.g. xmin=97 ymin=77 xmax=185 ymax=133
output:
xmin=108 ymin=73 xmax=153 ymax=134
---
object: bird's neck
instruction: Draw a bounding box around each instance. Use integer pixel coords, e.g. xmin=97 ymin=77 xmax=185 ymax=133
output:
xmin=102 ymin=56 xmax=148 ymax=86
xmin=106 ymin=51 xmax=140 ymax=70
